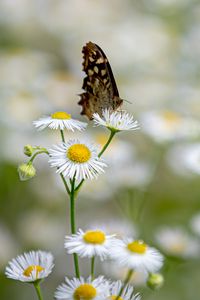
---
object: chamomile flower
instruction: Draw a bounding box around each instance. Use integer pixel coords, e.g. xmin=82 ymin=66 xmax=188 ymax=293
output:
xmin=64 ymin=229 xmax=117 ymax=261
xmin=155 ymin=227 xmax=200 ymax=258
xmin=49 ymin=140 xmax=107 ymax=180
xmin=33 ymin=111 xmax=87 ymax=131
xmin=108 ymin=280 xmax=140 ymax=300
xmin=93 ymin=109 xmax=139 ymax=132
xmin=110 ymin=239 xmax=164 ymax=273
xmin=5 ymin=250 xmax=54 ymax=282
xmin=55 ymin=276 xmax=109 ymax=300
xmin=140 ymin=110 xmax=200 ymax=143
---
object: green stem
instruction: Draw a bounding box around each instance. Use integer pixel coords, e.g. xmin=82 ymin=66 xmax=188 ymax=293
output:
xmin=98 ymin=130 xmax=116 ymax=158
xmin=91 ymin=256 xmax=95 ymax=280
xmin=74 ymin=179 xmax=84 ymax=193
xmin=33 ymin=283 xmax=43 ymax=300
xmin=116 ymin=269 xmax=133 ymax=300
xmin=70 ymin=176 xmax=80 ymax=278
xmin=74 ymin=130 xmax=116 ymax=193
xmin=29 ymin=150 xmax=49 ymax=163
xmin=60 ymin=129 xmax=65 ymax=143
xmin=60 ymin=173 xmax=70 ymax=195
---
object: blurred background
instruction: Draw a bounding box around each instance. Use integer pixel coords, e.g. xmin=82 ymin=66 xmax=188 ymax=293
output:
xmin=1 ymin=0 xmax=200 ymax=299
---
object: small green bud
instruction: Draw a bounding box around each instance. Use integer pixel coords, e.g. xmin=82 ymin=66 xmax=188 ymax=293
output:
xmin=147 ymin=273 xmax=164 ymax=290
xmin=24 ymin=145 xmax=34 ymax=157
xmin=18 ymin=163 xmax=36 ymax=181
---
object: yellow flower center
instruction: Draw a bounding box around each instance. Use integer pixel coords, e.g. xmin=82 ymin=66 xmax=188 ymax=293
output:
xmin=110 ymin=296 xmax=123 ymax=300
xmin=162 ymin=111 xmax=180 ymax=124
xmin=83 ymin=230 xmax=106 ymax=244
xmin=23 ymin=265 xmax=44 ymax=278
xmin=51 ymin=111 xmax=71 ymax=120
xmin=74 ymin=284 xmax=97 ymax=300
xmin=67 ymin=144 xmax=91 ymax=163
xmin=127 ymin=240 xmax=147 ymax=254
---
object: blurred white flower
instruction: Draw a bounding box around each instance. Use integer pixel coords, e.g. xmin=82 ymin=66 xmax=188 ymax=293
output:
xmin=167 ymin=143 xmax=200 ymax=177
xmin=5 ymin=250 xmax=54 ymax=282
xmin=17 ymin=211 xmax=66 ymax=251
xmin=155 ymin=227 xmax=200 ymax=258
xmin=103 ymin=262 xmax=148 ymax=287
xmin=0 ymin=50 xmax=53 ymax=89
xmin=0 ymin=224 xmax=18 ymax=267
xmin=94 ymin=134 xmax=135 ymax=167
xmin=190 ymin=213 xmax=200 ymax=237
xmin=140 ymin=110 xmax=200 ymax=143
xmin=109 ymin=161 xmax=153 ymax=189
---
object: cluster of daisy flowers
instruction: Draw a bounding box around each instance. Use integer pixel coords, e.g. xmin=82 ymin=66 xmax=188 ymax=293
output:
xmin=5 ymin=228 xmax=164 ymax=300
xmin=18 ymin=109 xmax=139 ymax=182
xmin=6 ymin=107 xmax=165 ymax=299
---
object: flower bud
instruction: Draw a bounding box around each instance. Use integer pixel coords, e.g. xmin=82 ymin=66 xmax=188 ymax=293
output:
xmin=24 ymin=145 xmax=34 ymax=157
xmin=147 ymin=273 xmax=164 ymax=290
xmin=18 ymin=163 xmax=36 ymax=181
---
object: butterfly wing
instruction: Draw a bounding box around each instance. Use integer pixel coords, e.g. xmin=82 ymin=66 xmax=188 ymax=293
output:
xmin=78 ymin=42 xmax=123 ymax=120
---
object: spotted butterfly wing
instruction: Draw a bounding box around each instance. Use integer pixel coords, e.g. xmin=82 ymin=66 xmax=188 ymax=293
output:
xmin=78 ymin=41 xmax=123 ymax=120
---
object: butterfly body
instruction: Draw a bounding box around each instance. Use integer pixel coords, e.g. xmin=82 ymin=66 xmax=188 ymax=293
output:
xmin=79 ymin=42 xmax=123 ymax=120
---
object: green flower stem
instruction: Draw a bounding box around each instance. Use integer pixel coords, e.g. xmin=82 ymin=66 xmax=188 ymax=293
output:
xmin=33 ymin=282 xmax=43 ymax=300
xmin=29 ymin=149 xmax=49 ymax=163
xmin=70 ymin=176 xmax=80 ymax=278
xmin=74 ymin=130 xmax=116 ymax=193
xmin=60 ymin=129 xmax=65 ymax=143
xmin=98 ymin=130 xmax=116 ymax=158
xmin=60 ymin=173 xmax=70 ymax=195
xmin=91 ymin=256 xmax=95 ymax=280
xmin=116 ymin=269 xmax=133 ymax=300
xmin=74 ymin=178 xmax=84 ymax=193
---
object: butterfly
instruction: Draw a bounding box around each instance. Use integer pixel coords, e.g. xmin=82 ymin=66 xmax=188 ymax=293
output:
xmin=78 ymin=41 xmax=123 ymax=120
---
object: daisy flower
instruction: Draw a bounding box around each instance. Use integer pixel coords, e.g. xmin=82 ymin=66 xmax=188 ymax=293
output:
xmin=93 ymin=109 xmax=139 ymax=132
xmin=140 ymin=110 xmax=200 ymax=143
xmin=155 ymin=227 xmax=200 ymax=258
xmin=65 ymin=229 xmax=117 ymax=261
xmin=55 ymin=276 xmax=109 ymax=300
xmin=110 ymin=239 xmax=164 ymax=273
xmin=49 ymin=139 xmax=107 ymax=180
xmin=108 ymin=280 xmax=140 ymax=300
xmin=5 ymin=250 xmax=54 ymax=282
xmin=33 ymin=111 xmax=87 ymax=131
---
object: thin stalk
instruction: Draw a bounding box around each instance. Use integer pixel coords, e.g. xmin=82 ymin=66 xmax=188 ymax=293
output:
xmin=98 ymin=130 xmax=116 ymax=157
xmin=29 ymin=150 xmax=49 ymax=163
xmin=70 ymin=176 xmax=80 ymax=278
xmin=116 ymin=269 xmax=133 ymax=300
xmin=91 ymin=256 xmax=95 ymax=280
xmin=33 ymin=283 xmax=43 ymax=300
xmin=60 ymin=129 xmax=65 ymax=143
xmin=60 ymin=173 xmax=70 ymax=195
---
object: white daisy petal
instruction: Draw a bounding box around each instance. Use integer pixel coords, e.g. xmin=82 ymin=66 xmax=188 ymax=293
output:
xmin=110 ymin=238 xmax=164 ymax=274
xmin=5 ymin=250 xmax=54 ymax=282
xmin=108 ymin=280 xmax=140 ymax=300
xmin=55 ymin=276 xmax=110 ymax=300
xmin=49 ymin=140 xmax=107 ymax=181
xmin=65 ymin=229 xmax=117 ymax=261
xmin=33 ymin=111 xmax=87 ymax=132
xmin=93 ymin=109 xmax=139 ymax=132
